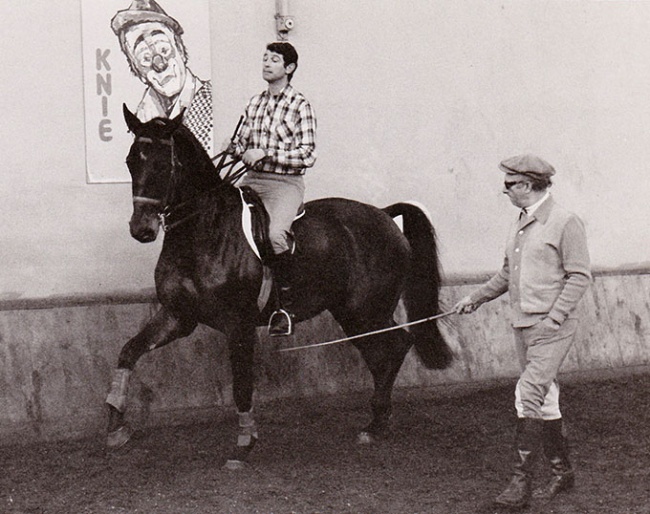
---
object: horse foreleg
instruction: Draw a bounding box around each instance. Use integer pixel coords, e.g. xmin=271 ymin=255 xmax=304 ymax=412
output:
xmin=223 ymin=322 xmax=258 ymax=469
xmin=105 ymin=307 xmax=196 ymax=449
xmin=223 ymin=409 xmax=258 ymax=470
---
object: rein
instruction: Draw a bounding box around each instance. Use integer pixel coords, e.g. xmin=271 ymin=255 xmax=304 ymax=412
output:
xmin=132 ymin=132 xmax=249 ymax=233
xmin=156 ymin=158 xmax=249 ymax=232
xmin=133 ymin=117 xmax=247 ymax=233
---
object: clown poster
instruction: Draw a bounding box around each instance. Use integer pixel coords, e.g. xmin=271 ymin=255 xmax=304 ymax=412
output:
xmin=81 ymin=0 xmax=212 ymax=183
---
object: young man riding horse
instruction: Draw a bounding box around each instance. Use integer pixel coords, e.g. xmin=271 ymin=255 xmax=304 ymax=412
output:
xmin=108 ymin=40 xmax=451 ymax=464
xmin=228 ymin=41 xmax=317 ymax=337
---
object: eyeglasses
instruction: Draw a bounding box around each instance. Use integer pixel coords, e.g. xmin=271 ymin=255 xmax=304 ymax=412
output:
xmin=504 ymin=180 xmax=526 ymax=190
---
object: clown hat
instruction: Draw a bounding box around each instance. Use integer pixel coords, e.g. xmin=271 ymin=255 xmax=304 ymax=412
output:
xmin=111 ymin=0 xmax=183 ymax=36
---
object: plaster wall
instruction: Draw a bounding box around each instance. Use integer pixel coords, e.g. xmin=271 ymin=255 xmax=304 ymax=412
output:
xmin=1 ymin=1 xmax=650 ymax=303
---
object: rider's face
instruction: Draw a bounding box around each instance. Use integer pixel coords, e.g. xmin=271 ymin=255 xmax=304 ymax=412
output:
xmin=124 ymin=22 xmax=187 ymax=98
xmin=262 ymin=50 xmax=290 ymax=84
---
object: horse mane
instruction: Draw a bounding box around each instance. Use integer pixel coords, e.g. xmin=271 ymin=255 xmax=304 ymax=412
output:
xmin=160 ymin=119 xmax=247 ymax=228
xmin=170 ymin=122 xmax=222 ymax=188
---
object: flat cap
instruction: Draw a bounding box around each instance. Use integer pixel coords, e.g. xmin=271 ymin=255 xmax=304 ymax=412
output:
xmin=498 ymin=154 xmax=556 ymax=178
xmin=111 ymin=0 xmax=183 ymax=36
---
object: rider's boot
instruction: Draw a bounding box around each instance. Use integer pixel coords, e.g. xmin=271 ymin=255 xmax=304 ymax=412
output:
xmin=268 ymin=250 xmax=295 ymax=337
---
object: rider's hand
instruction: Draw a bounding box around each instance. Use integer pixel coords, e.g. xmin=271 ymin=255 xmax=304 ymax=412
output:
xmin=242 ymin=149 xmax=266 ymax=167
xmin=454 ymin=295 xmax=479 ymax=314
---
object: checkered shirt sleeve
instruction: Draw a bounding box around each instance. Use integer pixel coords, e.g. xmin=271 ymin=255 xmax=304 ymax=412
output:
xmin=232 ymin=84 xmax=317 ymax=175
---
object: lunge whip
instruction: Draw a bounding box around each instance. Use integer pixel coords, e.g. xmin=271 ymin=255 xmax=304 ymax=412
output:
xmin=278 ymin=310 xmax=455 ymax=353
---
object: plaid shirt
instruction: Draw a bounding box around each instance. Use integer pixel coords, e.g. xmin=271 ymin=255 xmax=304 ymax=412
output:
xmin=232 ymin=84 xmax=316 ymax=175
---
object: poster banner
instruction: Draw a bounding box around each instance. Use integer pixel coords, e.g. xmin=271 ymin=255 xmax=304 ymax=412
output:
xmin=81 ymin=0 xmax=213 ymax=183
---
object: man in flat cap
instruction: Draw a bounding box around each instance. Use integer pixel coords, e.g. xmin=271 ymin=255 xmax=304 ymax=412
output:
xmin=454 ymin=154 xmax=591 ymax=510
xmin=112 ymin=0 xmax=213 ymax=154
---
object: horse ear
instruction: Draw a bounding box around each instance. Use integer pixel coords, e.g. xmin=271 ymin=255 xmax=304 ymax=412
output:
xmin=123 ymin=104 xmax=142 ymax=133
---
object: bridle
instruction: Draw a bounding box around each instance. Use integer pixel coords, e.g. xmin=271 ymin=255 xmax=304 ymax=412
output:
xmin=130 ymin=132 xmax=249 ymax=233
xmin=131 ymin=134 xmax=191 ymax=232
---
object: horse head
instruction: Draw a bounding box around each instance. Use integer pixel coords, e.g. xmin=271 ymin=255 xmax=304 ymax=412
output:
xmin=123 ymin=104 xmax=185 ymax=243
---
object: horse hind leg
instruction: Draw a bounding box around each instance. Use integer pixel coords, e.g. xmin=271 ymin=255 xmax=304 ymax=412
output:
xmin=106 ymin=308 xmax=196 ymax=449
xmin=337 ymin=316 xmax=413 ymax=444
xmin=361 ymin=332 xmax=412 ymax=444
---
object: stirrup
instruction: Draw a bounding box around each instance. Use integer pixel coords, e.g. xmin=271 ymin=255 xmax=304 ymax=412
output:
xmin=268 ymin=308 xmax=293 ymax=337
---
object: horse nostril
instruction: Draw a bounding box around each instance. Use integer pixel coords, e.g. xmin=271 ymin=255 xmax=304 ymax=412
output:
xmin=134 ymin=230 xmax=156 ymax=243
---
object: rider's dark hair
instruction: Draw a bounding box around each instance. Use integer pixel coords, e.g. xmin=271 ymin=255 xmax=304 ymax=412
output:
xmin=267 ymin=42 xmax=298 ymax=82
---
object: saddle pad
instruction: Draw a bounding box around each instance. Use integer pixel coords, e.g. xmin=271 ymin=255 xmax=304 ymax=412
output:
xmin=239 ymin=189 xmax=273 ymax=312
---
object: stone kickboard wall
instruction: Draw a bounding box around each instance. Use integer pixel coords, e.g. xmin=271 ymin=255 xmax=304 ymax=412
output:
xmin=0 ymin=272 xmax=648 ymax=446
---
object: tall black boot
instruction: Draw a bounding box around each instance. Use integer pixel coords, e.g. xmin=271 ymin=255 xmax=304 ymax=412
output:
xmin=268 ymin=250 xmax=295 ymax=337
xmin=533 ymin=419 xmax=575 ymax=500
xmin=494 ymin=417 xmax=543 ymax=509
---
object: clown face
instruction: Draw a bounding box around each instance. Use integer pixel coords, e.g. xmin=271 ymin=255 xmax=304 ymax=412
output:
xmin=123 ymin=22 xmax=187 ymax=98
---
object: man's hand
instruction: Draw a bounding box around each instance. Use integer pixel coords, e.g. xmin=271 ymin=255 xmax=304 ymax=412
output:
xmin=541 ymin=317 xmax=562 ymax=330
xmin=454 ymin=295 xmax=480 ymax=314
xmin=242 ymin=149 xmax=266 ymax=167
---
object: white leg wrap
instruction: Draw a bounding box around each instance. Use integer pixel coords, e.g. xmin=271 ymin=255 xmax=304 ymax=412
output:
xmin=106 ymin=368 xmax=132 ymax=413
xmin=237 ymin=410 xmax=258 ymax=446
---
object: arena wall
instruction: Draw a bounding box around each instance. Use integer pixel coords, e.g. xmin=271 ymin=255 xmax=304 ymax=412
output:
xmin=1 ymin=270 xmax=648 ymax=446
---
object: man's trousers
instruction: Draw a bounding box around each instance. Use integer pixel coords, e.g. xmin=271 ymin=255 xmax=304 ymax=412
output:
xmin=513 ymin=319 xmax=578 ymax=419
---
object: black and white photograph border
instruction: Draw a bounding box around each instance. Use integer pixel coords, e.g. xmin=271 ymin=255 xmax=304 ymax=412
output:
xmin=1 ymin=1 xmax=649 ymax=513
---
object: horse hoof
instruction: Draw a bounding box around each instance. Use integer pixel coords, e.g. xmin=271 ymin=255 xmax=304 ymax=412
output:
xmin=106 ymin=425 xmax=133 ymax=450
xmin=357 ymin=431 xmax=375 ymax=445
xmin=223 ymin=459 xmax=246 ymax=470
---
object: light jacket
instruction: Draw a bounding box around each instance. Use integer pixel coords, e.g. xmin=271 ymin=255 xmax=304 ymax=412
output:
xmin=470 ymin=196 xmax=591 ymax=327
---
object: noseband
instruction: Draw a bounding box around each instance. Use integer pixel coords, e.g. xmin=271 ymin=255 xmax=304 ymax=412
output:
xmin=132 ymin=196 xmax=162 ymax=206
xmin=130 ymin=135 xmax=190 ymax=232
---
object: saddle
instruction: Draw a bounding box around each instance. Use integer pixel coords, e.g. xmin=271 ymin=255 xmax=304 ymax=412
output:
xmin=238 ymin=186 xmax=304 ymax=312
xmin=238 ymin=186 xmax=304 ymax=262
xmin=239 ymin=186 xmax=274 ymax=263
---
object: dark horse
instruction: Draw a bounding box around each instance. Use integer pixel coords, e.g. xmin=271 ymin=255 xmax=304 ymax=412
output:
xmin=106 ymin=104 xmax=452 ymax=466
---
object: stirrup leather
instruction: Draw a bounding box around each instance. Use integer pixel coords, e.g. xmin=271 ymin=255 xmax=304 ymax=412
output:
xmin=268 ymin=308 xmax=293 ymax=337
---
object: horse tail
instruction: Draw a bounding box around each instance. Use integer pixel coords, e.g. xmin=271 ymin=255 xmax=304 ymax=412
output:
xmin=383 ymin=201 xmax=453 ymax=370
